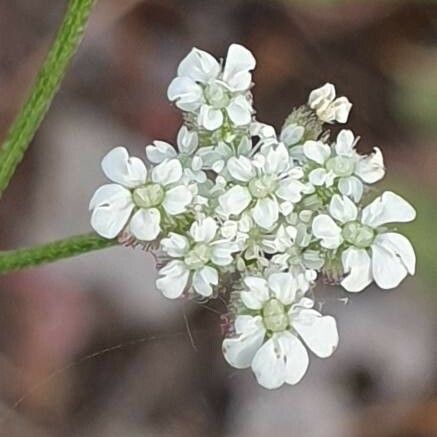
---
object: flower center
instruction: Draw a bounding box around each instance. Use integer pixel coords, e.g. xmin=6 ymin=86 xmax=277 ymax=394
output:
xmin=325 ymin=156 xmax=355 ymax=177
xmin=248 ymin=175 xmax=277 ymax=199
xmin=133 ymin=184 xmax=165 ymax=208
xmin=262 ymin=298 xmax=288 ymax=332
xmin=184 ymin=243 xmax=212 ymax=270
xmin=342 ymin=221 xmax=375 ymax=248
xmin=205 ymin=81 xmax=230 ymax=109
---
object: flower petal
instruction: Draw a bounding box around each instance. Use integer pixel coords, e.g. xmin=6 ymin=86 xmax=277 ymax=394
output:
xmin=177 ymin=126 xmax=198 ymax=155
xmin=198 ymin=104 xmax=224 ymax=131
xmin=226 ymin=95 xmax=252 ymax=126
xmin=267 ymin=272 xmax=296 ymax=305
xmin=334 ymin=129 xmax=355 ymax=156
xmin=90 ymin=184 xmax=134 ymax=238
xmin=190 ymin=217 xmax=218 ymax=243
xmin=329 ymin=194 xmax=358 ymax=224
xmin=156 ymin=260 xmax=189 ymax=299
xmin=280 ymin=123 xmax=304 ymax=146
xmin=338 ymin=176 xmax=363 ymax=202
xmin=312 ymin=214 xmax=343 ymax=249
xmin=303 ymin=141 xmax=331 ymax=165
xmin=151 ymin=159 xmax=182 ymax=186
xmin=167 ymin=77 xmax=203 ymax=111
xmin=252 ymin=197 xmax=279 ymax=229
xmin=241 ymin=277 xmax=270 ymax=309
xmin=279 ymin=332 xmax=309 ymax=386
xmin=145 ymin=141 xmax=177 ymax=164
xmin=262 ymin=143 xmax=290 ymax=174
xmin=211 ymin=241 xmax=238 ymax=266
xmin=355 ymin=147 xmax=385 ymax=183
xmin=308 ymin=83 xmax=336 ymax=109
xmin=193 ymin=265 xmax=218 ymax=297
xmin=129 ymin=208 xmax=161 ymax=241
xmin=292 ymin=309 xmax=339 ymax=358
xmin=101 ymin=147 xmax=147 ymax=188
xmin=177 ymin=47 xmax=220 ymax=83
xmin=361 ymin=191 xmax=416 ymax=228
xmin=371 ymin=239 xmax=409 ymax=289
xmin=227 ymin=156 xmax=255 ymax=182
xmin=161 ymin=233 xmax=189 ymax=257
xmin=162 ymin=185 xmax=192 ymax=215
xmin=222 ymin=315 xmax=266 ymax=369
xmin=222 ymin=44 xmax=256 ymax=91
xmin=276 ymin=178 xmax=304 ymax=203
xmin=341 ymin=247 xmax=373 ymax=292
xmin=218 ymin=186 xmax=251 ymax=216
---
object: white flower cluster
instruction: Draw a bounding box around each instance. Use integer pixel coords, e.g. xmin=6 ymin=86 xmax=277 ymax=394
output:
xmin=89 ymin=44 xmax=416 ymax=389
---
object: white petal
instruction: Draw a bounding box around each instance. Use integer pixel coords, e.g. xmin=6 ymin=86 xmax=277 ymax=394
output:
xmin=308 ymin=83 xmax=335 ymax=108
xmin=90 ymin=184 xmax=134 ymax=238
xmin=361 ymin=191 xmax=416 ymax=228
xmin=341 ymin=247 xmax=373 ymax=292
xmin=177 ymin=47 xmax=220 ymax=83
xmin=335 ymin=129 xmax=355 ymax=156
xmin=375 ymin=232 xmax=415 ymax=275
xmin=226 ymin=95 xmax=252 ymax=126
xmin=371 ymin=239 xmax=409 ymax=289
xmin=292 ymin=309 xmax=339 ymax=358
xmin=218 ymin=185 xmax=251 ymax=216
xmin=101 ymin=147 xmax=147 ymax=188
xmin=198 ymin=104 xmax=224 ymax=131
xmin=280 ymin=123 xmax=304 ymax=146
xmin=312 ymin=214 xmax=343 ymax=249
xmin=338 ymin=176 xmax=363 ymax=202
xmin=222 ymin=44 xmax=256 ymax=91
xmin=280 ymin=332 xmax=309 ymax=385
xmin=330 ymin=96 xmax=352 ymax=123
xmin=167 ymin=77 xmax=203 ymax=111
xmin=156 ymin=260 xmax=190 ymax=299
xmin=190 ymin=217 xmax=218 ymax=243
xmin=329 ymin=194 xmax=358 ymax=224
xmin=303 ymin=141 xmax=331 ymax=165
xmin=308 ymin=168 xmax=329 ymax=186
xmin=211 ymin=241 xmax=237 ymax=266
xmin=355 ymin=147 xmax=385 ymax=183
xmin=276 ymin=178 xmax=304 ymax=203
xmin=162 ymin=185 xmax=192 ymax=215
xmin=263 ymin=143 xmax=290 ymax=174
xmin=177 ymin=126 xmax=198 ymax=155
xmin=151 ymin=159 xmax=182 ymax=186
xmin=241 ymin=277 xmax=270 ymax=309
xmin=222 ymin=315 xmax=266 ymax=369
xmin=129 ymin=208 xmax=161 ymax=241
xmin=193 ymin=266 xmax=218 ymax=297
xmin=252 ymin=197 xmax=279 ymax=229
xmin=161 ymin=233 xmax=189 ymax=257
xmin=145 ymin=141 xmax=177 ymax=164
xmin=227 ymin=156 xmax=255 ymax=182
xmin=267 ymin=272 xmax=296 ymax=305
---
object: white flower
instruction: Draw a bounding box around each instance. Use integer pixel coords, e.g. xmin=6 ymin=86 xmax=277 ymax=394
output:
xmin=280 ymin=123 xmax=305 ymax=147
xmin=312 ymin=192 xmax=416 ymax=291
xmin=90 ymin=147 xmax=193 ymax=240
xmin=303 ymin=129 xmax=385 ymax=201
xmin=167 ymin=44 xmax=256 ymax=131
xmin=308 ymin=83 xmax=352 ymax=124
xmin=156 ymin=217 xmax=239 ymax=299
xmin=222 ymin=273 xmax=339 ymax=389
xmin=218 ymin=143 xmax=305 ymax=229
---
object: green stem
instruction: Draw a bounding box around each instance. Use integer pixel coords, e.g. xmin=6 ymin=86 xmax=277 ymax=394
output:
xmin=0 ymin=0 xmax=96 ymax=198
xmin=0 ymin=233 xmax=117 ymax=274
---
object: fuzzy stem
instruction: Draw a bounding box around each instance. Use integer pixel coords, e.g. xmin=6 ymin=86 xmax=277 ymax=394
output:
xmin=0 ymin=233 xmax=117 ymax=274
xmin=0 ymin=0 xmax=96 ymax=198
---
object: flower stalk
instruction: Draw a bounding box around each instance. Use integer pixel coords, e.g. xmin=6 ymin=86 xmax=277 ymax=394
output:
xmin=0 ymin=233 xmax=116 ymax=275
xmin=0 ymin=0 xmax=96 ymax=198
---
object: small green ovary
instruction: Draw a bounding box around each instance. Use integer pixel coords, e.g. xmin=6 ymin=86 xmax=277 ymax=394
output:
xmin=184 ymin=243 xmax=212 ymax=270
xmin=133 ymin=184 xmax=165 ymax=208
xmin=325 ymin=156 xmax=355 ymax=177
xmin=248 ymin=175 xmax=277 ymax=199
xmin=204 ymin=82 xmax=230 ymax=109
xmin=342 ymin=221 xmax=375 ymax=248
xmin=262 ymin=298 xmax=289 ymax=332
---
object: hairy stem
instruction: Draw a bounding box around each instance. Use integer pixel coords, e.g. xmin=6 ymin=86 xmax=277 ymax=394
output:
xmin=0 ymin=0 xmax=96 ymax=198
xmin=0 ymin=233 xmax=116 ymax=274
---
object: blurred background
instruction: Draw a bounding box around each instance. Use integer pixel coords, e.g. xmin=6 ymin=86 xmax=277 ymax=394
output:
xmin=0 ymin=0 xmax=436 ymax=436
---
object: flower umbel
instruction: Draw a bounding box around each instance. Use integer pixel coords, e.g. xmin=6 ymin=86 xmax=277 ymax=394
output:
xmin=89 ymin=43 xmax=417 ymax=389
